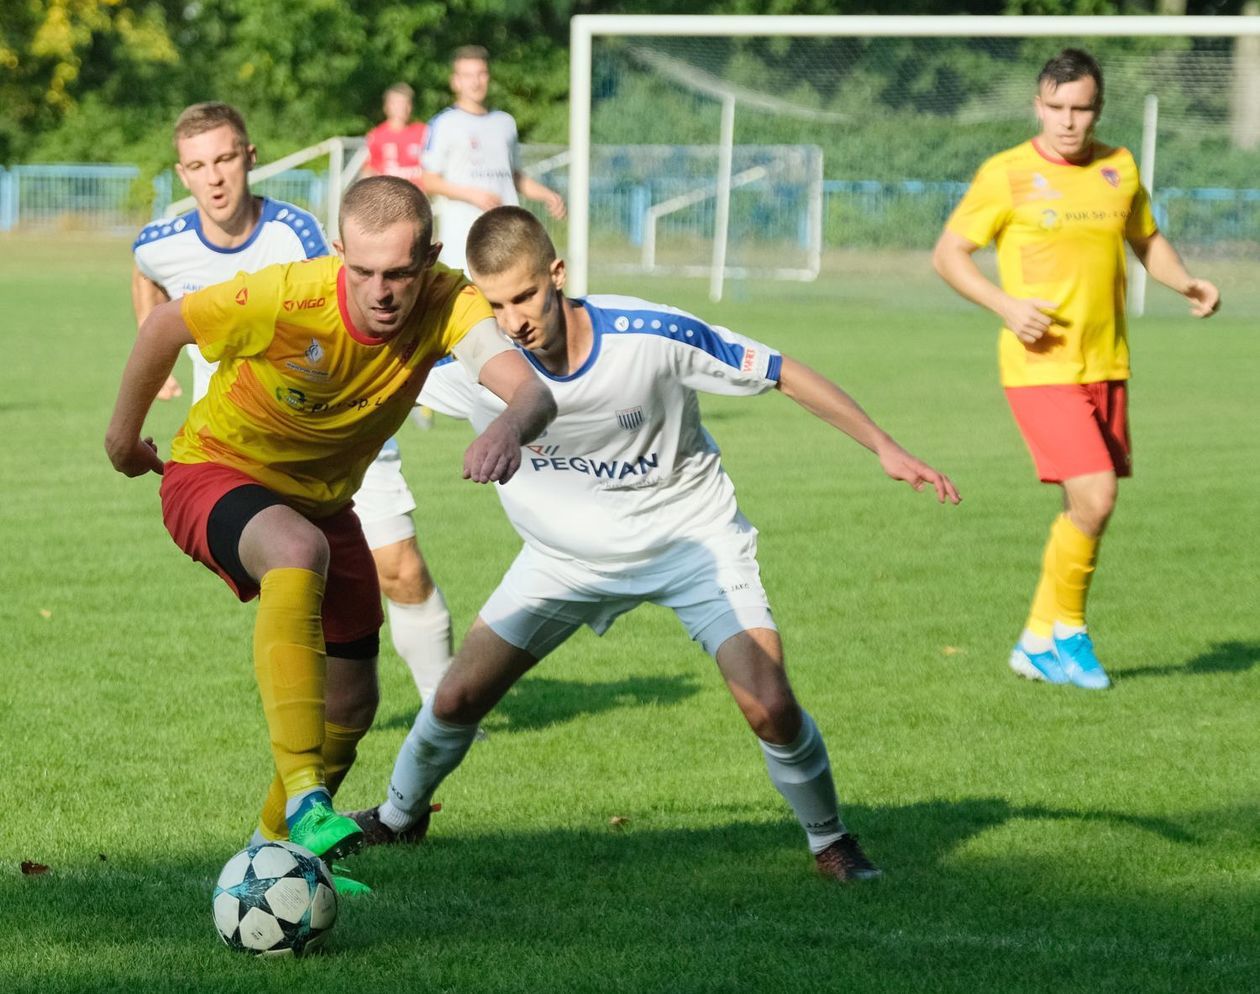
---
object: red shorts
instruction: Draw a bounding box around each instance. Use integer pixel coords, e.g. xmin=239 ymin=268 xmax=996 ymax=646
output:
xmin=159 ymin=461 xmax=383 ymax=645
xmin=1004 ymin=381 xmax=1132 ymax=484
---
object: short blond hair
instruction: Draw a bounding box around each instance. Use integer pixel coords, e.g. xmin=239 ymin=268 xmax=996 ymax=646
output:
xmin=384 ymin=82 xmax=414 ymax=100
xmin=452 ymin=45 xmax=489 ymax=67
xmin=173 ymin=102 xmax=249 ymax=152
xmin=340 ymin=176 xmax=433 ymax=246
xmin=467 ymin=206 xmax=556 ymax=278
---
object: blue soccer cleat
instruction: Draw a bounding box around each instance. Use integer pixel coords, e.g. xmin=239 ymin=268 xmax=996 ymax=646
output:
xmin=1053 ymin=631 xmax=1111 ymax=690
xmin=1008 ymin=643 xmax=1069 ymax=684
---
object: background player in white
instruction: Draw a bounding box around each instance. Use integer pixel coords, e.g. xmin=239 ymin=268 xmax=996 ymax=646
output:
xmin=350 ymin=207 xmax=961 ymax=881
xmin=131 ymin=102 xmax=456 ymax=715
xmin=422 ymin=45 xmax=566 ymax=272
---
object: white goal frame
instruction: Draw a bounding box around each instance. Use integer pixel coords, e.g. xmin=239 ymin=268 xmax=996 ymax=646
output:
xmin=568 ymin=14 xmax=1260 ymax=301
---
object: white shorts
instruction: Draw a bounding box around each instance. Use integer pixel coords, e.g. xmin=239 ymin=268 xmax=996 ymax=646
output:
xmin=353 ymin=438 xmax=417 ymax=550
xmin=480 ymin=524 xmax=776 ymax=660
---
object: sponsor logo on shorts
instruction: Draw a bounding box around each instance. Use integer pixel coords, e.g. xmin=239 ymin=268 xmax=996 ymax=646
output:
xmin=741 ymin=348 xmax=758 ymax=373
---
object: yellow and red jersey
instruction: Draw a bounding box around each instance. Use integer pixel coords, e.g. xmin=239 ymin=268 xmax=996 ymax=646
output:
xmin=173 ymin=256 xmax=490 ymax=516
xmin=946 ymin=140 xmax=1158 ymax=387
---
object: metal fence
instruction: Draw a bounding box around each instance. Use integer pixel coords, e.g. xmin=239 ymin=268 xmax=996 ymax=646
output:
xmin=3 ymin=159 xmax=1258 ymax=254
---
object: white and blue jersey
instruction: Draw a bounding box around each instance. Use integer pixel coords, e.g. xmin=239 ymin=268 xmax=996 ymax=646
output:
xmin=423 ymin=107 xmax=520 ymax=270
xmin=420 ymin=294 xmax=782 ymax=570
xmin=133 ymin=197 xmax=328 ymax=400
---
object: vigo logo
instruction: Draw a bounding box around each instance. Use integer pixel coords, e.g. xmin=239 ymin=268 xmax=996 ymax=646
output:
xmin=283 ymin=297 xmax=326 ymax=312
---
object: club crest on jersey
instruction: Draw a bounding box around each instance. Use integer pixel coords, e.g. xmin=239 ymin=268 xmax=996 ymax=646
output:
xmin=616 ymin=406 xmax=644 ymax=431
xmin=1101 ymin=167 xmax=1120 ymax=187
xmin=304 ymin=339 xmax=325 ymax=365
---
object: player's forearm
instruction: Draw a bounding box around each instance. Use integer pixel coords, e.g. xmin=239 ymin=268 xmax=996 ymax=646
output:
xmin=514 ymin=175 xmax=552 ymax=202
xmin=1132 ymin=232 xmax=1195 ymax=295
xmin=776 ymin=356 xmax=893 ymax=455
xmin=932 ymin=238 xmax=1012 ymax=319
xmin=423 ymin=172 xmax=476 ymax=205
xmin=494 ymin=375 xmax=556 ymax=445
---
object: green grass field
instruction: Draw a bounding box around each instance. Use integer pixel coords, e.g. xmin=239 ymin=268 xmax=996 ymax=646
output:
xmin=2 ymin=235 xmax=1257 ymax=993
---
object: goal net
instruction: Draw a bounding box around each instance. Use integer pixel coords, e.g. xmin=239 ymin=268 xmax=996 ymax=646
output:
xmin=569 ymin=15 xmax=1260 ymax=303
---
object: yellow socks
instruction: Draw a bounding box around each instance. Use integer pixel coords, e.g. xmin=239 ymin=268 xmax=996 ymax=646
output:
xmin=258 ymin=720 xmax=370 ymax=840
xmin=1025 ymin=513 xmax=1101 ymax=639
xmin=254 ymin=568 xmax=327 ymax=804
xmin=1024 ymin=529 xmax=1058 ymax=639
xmin=1051 ymin=513 xmax=1099 ymax=627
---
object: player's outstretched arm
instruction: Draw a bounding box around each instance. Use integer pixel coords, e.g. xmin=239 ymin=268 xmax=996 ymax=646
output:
xmin=462 ymin=350 xmax=556 ymax=485
xmin=932 ymin=230 xmax=1059 ymax=344
xmin=131 ymin=266 xmax=182 ymax=401
xmin=423 ymin=171 xmax=501 ymax=212
xmin=1128 ymin=230 xmax=1221 ymax=318
xmin=776 ymin=355 xmax=961 ymax=505
xmin=105 ymin=299 xmax=196 ymax=478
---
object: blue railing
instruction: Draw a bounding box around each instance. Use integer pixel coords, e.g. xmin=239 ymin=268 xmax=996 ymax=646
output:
xmin=3 ymin=163 xmax=1258 ymax=251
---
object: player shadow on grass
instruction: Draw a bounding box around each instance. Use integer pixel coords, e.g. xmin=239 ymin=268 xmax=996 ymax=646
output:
xmin=1116 ymin=639 xmax=1260 ymax=682
xmin=375 ymin=673 xmax=702 ymax=733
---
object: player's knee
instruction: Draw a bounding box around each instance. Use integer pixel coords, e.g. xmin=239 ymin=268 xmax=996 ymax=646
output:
xmin=741 ymin=690 xmax=800 ymax=742
xmin=431 ymin=675 xmax=489 ymax=725
xmin=1069 ymin=486 xmax=1117 ymax=535
xmin=266 ymin=528 xmax=330 ymax=575
xmin=376 ymin=541 xmax=434 ymax=603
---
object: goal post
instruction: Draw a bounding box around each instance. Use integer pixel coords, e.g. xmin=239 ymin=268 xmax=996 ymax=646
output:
xmin=568 ymin=14 xmax=1260 ymax=302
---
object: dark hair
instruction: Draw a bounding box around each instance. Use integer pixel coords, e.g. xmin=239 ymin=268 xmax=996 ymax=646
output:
xmin=340 ymin=176 xmax=433 ymax=247
xmin=467 ymin=206 xmax=556 ymax=278
xmin=173 ymin=102 xmax=250 ymax=152
xmin=1037 ymin=48 xmax=1104 ymax=106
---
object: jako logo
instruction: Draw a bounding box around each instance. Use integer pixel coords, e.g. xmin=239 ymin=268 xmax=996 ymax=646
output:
xmin=283 ymin=297 xmax=326 ymax=312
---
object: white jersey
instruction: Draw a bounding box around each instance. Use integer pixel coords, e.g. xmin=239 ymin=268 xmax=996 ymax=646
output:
xmin=423 ymin=107 xmax=520 ymax=270
xmin=420 ymin=294 xmax=782 ymax=570
xmin=132 ymin=197 xmax=329 ymax=400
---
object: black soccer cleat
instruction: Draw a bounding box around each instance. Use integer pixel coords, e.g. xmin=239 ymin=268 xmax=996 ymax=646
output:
xmin=814 ymin=834 xmax=883 ymax=882
xmin=346 ymin=803 xmax=439 ymax=847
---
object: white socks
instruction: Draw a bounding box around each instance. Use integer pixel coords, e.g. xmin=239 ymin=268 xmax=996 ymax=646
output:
xmin=388 ymin=588 xmax=453 ymax=702
xmin=759 ymin=710 xmax=847 ymax=855
xmin=379 ymin=699 xmax=479 ymax=832
xmin=1019 ymin=628 xmax=1054 ymax=654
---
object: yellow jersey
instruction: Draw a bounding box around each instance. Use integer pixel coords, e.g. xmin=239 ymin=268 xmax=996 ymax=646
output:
xmin=946 ymin=140 xmax=1158 ymax=387
xmin=173 ymin=257 xmax=491 ymax=516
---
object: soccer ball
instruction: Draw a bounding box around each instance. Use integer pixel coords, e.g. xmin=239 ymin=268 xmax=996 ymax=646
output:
xmin=212 ymin=841 xmax=338 ymax=957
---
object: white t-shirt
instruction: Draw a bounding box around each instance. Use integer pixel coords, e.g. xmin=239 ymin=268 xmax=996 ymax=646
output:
xmin=420 ymin=294 xmax=782 ymax=570
xmin=132 ymin=198 xmax=329 ymax=400
xmin=423 ymin=107 xmax=520 ymax=270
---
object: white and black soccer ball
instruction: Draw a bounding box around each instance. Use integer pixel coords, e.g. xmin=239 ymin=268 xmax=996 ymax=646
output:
xmin=212 ymin=841 xmax=338 ymax=957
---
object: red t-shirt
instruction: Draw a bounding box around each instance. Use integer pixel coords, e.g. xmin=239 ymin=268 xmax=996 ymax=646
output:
xmin=365 ymin=121 xmax=428 ymax=183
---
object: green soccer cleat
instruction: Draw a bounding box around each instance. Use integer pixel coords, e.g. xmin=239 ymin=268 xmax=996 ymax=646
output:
xmin=329 ymin=864 xmax=373 ymax=896
xmin=288 ymin=797 xmax=365 ymax=861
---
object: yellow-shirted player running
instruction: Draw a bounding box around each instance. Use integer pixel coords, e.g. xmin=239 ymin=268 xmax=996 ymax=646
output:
xmin=105 ymin=177 xmax=556 ymax=889
xmin=933 ymin=48 xmax=1220 ymax=690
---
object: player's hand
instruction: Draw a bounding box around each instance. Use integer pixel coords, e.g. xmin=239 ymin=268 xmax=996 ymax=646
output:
xmin=462 ymin=421 xmax=522 ymax=485
xmin=876 ymin=443 xmax=961 ymax=505
xmin=106 ymin=434 xmax=164 ymax=478
xmin=470 ymin=189 xmax=502 ymax=212
xmin=156 ymin=374 xmax=183 ymax=401
xmin=544 ymin=192 xmax=567 ymax=220
xmin=1183 ymin=278 xmax=1220 ymax=318
xmin=1000 ymin=297 xmax=1060 ymax=344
